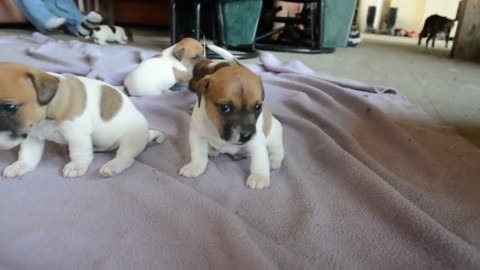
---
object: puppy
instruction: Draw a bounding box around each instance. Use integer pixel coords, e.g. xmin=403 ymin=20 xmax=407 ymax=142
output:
xmin=0 ymin=63 xmax=165 ymax=178
xmin=179 ymin=45 xmax=285 ymax=190
xmin=124 ymin=38 xmax=204 ymax=96
xmin=90 ymin=25 xmax=133 ymax=45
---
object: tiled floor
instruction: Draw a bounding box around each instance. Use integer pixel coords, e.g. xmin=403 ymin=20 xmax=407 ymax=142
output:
xmin=1 ymin=28 xmax=479 ymax=145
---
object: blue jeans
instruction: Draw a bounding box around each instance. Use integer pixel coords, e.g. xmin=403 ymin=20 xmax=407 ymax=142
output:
xmin=14 ymin=0 xmax=84 ymax=35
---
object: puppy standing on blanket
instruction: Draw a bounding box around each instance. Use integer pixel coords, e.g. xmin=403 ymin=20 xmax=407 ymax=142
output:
xmin=90 ymin=25 xmax=134 ymax=45
xmin=124 ymin=38 xmax=204 ymax=96
xmin=179 ymin=45 xmax=285 ymax=190
xmin=0 ymin=63 xmax=165 ymax=178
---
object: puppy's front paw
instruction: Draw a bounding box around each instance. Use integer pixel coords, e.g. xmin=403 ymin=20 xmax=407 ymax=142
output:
xmin=208 ymin=146 xmax=219 ymax=158
xmin=179 ymin=162 xmax=206 ymax=178
xmin=62 ymin=162 xmax=89 ymax=178
xmin=269 ymin=154 xmax=284 ymax=170
xmin=246 ymin=173 xmax=270 ymax=190
xmin=99 ymin=158 xmax=134 ymax=177
xmin=3 ymin=161 xmax=34 ymax=178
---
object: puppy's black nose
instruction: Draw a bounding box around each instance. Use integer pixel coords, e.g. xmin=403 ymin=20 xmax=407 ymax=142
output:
xmin=239 ymin=132 xmax=253 ymax=143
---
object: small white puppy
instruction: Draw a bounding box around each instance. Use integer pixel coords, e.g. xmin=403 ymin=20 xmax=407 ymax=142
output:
xmin=124 ymin=38 xmax=204 ymax=96
xmin=179 ymin=45 xmax=285 ymax=190
xmin=90 ymin=25 xmax=133 ymax=45
xmin=0 ymin=63 xmax=165 ymax=178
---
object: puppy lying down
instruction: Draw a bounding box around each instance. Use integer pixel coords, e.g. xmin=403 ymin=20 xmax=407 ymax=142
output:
xmin=179 ymin=45 xmax=285 ymax=190
xmin=89 ymin=25 xmax=133 ymax=45
xmin=124 ymin=37 xmax=204 ymax=96
xmin=0 ymin=63 xmax=164 ymax=178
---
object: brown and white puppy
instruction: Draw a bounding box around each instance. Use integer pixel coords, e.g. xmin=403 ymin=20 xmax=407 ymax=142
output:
xmin=179 ymin=45 xmax=285 ymax=189
xmin=124 ymin=37 xmax=204 ymax=96
xmin=0 ymin=63 xmax=164 ymax=178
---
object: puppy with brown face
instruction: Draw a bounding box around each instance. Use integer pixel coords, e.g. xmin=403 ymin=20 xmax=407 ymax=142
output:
xmin=124 ymin=37 xmax=204 ymax=96
xmin=179 ymin=46 xmax=285 ymax=189
xmin=0 ymin=63 xmax=165 ymax=178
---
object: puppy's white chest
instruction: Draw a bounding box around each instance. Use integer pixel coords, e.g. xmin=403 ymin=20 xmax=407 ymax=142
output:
xmin=30 ymin=121 xmax=67 ymax=144
xmin=207 ymin=137 xmax=244 ymax=155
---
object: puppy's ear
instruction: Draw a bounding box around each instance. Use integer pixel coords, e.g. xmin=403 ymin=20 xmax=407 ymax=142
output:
xmin=172 ymin=46 xmax=185 ymax=61
xmin=259 ymin=76 xmax=265 ymax=101
xmin=26 ymin=71 xmax=60 ymax=105
xmin=196 ymin=75 xmax=210 ymax=108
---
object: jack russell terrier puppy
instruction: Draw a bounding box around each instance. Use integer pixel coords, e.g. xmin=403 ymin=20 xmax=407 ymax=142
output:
xmin=124 ymin=37 xmax=204 ymax=96
xmin=179 ymin=44 xmax=285 ymax=190
xmin=0 ymin=63 xmax=165 ymax=178
xmin=90 ymin=25 xmax=134 ymax=45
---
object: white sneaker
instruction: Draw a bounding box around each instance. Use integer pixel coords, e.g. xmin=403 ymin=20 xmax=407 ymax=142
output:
xmin=45 ymin=17 xmax=66 ymax=30
xmin=85 ymin=11 xmax=103 ymax=24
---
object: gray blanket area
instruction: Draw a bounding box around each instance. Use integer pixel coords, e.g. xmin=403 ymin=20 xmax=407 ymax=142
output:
xmin=0 ymin=34 xmax=479 ymax=270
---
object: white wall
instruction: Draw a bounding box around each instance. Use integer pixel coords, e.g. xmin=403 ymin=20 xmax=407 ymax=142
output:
xmin=358 ymin=0 xmax=460 ymax=33
xmin=390 ymin=0 xmax=426 ymax=31
xmin=358 ymin=0 xmax=384 ymax=32
xmin=423 ymin=0 xmax=460 ymax=21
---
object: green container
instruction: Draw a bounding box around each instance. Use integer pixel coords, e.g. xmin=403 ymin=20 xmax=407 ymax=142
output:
xmin=321 ymin=0 xmax=358 ymax=48
xmin=220 ymin=0 xmax=262 ymax=46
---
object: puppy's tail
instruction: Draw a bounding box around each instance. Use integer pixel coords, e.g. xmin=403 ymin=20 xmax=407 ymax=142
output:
xmin=149 ymin=130 xmax=166 ymax=144
xmin=206 ymin=44 xmax=236 ymax=61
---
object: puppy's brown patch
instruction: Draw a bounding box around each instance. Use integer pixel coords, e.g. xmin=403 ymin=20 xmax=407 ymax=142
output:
xmin=172 ymin=38 xmax=204 ymax=66
xmin=262 ymin=108 xmax=272 ymax=136
xmin=47 ymin=75 xmax=87 ymax=124
xmin=189 ymin=59 xmax=232 ymax=93
xmin=100 ymin=85 xmax=123 ymax=121
xmin=172 ymin=67 xmax=191 ymax=83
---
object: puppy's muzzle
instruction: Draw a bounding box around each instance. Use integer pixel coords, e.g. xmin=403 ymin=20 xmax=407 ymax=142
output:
xmin=238 ymin=124 xmax=256 ymax=144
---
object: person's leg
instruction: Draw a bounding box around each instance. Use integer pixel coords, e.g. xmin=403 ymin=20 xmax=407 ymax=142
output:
xmin=13 ymin=0 xmax=65 ymax=32
xmin=44 ymin=0 xmax=101 ymax=36
xmin=76 ymin=11 xmax=103 ymax=37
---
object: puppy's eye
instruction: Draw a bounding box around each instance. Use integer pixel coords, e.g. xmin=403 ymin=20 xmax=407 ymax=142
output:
xmin=219 ymin=104 xmax=232 ymax=113
xmin=1 ymin=104 xmax=18 ymax=114
xmin=192 ymin=55 xmax=200 ymax=62
xmin=254 ymin=103 xmax=262 ymax=114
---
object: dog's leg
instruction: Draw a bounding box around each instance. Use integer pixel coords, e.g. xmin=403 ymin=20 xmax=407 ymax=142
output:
xmin=208 ymin=145 xmax=220 ymax=157
xmin=118 ymin=37 xmax=128 ymax=45
xmin=267 ymin=122 xmax=284 ymax=170
xmin=3 ymin=136 xmax=45 ymax=178
xmin=99 ymin=126 xmax=152 ymax=177
xmin=445 ymin=29 xmax=451 ymax=48
xmin=179 ymin=130 xmax=209 ymax=177
xmin=96 ymin=37 xmax=107 ymax=45
xmin=432 ymin=35 xmax=436 ymax=48
xmin=246 ymin=137 xmax=270 ymax=189
xmin=62 ymin=127 xmax=94 ymax=177
xmin=426 ymin=35 xmax=431 ymax=47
